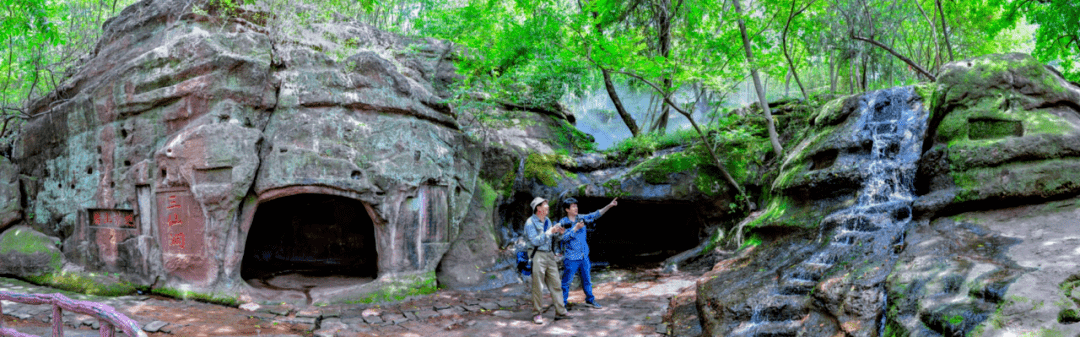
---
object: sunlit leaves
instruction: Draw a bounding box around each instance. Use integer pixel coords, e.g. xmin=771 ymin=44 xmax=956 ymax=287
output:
xmin=1021 ymin=0 xmax=1079 ymax=81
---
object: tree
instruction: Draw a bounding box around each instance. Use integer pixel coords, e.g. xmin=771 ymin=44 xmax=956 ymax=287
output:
xmin=996 ymin=0 xmax=1080 ymax=81
xmin=731 ymin=0 xmax=783 ymax=158
xmin=1 ymin=0 xmax=138 ymax=138
xmin=780 ymin=0 xmax=816 ymax=102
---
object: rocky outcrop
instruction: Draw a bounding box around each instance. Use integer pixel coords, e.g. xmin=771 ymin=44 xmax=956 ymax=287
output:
xmin=888 ymin=198 xmax=1080 ymax=336
xmin=690 ymin=54 xmax=1080 ymax=337
xmin=0 ymin=157 xmax=21 ymax=231
xmin=9 ymin=0 xmax=481 ymax=302
xmin=917 ymin=53 xmax=1080 ymax=215
xmin=0 ymin=226 xmax=63 ymax=278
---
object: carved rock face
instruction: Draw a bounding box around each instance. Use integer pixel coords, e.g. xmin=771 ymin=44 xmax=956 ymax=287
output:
xmin=11 ymin=0 xmax=478 ymax=300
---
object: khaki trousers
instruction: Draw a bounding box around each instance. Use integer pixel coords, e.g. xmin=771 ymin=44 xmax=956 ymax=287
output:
xmin=530 ymin=250 xmax=567 ymax=315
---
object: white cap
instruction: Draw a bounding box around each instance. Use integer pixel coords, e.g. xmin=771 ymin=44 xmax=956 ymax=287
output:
xmin=530 ymin=197 xmax=548 ymax=213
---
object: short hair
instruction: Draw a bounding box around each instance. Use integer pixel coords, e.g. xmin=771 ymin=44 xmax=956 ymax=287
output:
xmin=562 ymin=197 xmax=578 ymax=210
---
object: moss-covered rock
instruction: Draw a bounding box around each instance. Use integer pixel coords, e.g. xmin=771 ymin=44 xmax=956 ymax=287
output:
xmin=919 ymin=53 xmax=1080 ymax=208
xmin=0 ymin=226 xmax=63 ymax=277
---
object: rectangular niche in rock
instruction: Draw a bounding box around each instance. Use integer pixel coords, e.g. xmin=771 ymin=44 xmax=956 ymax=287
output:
xmin=968 ymin=118 xmax=1023 ymax=140
xmin=82 ymin=208 xmax=138 ymax=271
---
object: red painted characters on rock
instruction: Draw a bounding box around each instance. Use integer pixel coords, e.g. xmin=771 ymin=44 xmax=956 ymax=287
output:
xmin=164 ymin=194 xmax=185 ymax=250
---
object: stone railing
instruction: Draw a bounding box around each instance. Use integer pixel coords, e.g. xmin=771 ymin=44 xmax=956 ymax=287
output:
xmin=0 ymin=291 xmax=147 ymax=337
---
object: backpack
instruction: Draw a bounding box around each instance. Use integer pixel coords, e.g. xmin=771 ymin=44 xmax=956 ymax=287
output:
xmin=517 ymin=248 xmax=538 ymax=276
xmin=517 ymin=217 xmax=550 ymax=276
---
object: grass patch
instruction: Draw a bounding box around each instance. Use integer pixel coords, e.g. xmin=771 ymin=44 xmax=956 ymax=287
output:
xmin=151 ymin=287 xmax=239 ymax=307
xmin=478 ymin=180 xmax=498 ymax=209
xmin=25 ymin=272 xmax=137 ymax=297
xmin=739 ymin=233 xmax=762 ymax=249
xmin=343 ymin=272 xmax=439 ymax=304
xmin=524 ymin=153 xmax=574 ymax=187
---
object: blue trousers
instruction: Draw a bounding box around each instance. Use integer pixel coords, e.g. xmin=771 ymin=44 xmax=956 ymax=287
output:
xmin=561 ymin=257 xmax=594 ymax=305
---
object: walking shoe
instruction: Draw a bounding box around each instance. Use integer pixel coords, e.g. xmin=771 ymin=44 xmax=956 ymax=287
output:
xmin=554 ymin=313 xmax=571 ymax=321
xmin=533 ymin=314 xmax=543 ymax=324
xmin=586 ymin=301 xmax=602 ymax=309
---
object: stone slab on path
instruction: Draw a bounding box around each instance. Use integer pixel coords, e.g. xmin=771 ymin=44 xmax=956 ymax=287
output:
xmin=0 ymin=268 xmax=697 ymax=337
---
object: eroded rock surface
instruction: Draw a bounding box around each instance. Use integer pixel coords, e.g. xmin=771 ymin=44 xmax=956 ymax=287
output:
xmin=9 ymin=0 xmax=482 ymax=302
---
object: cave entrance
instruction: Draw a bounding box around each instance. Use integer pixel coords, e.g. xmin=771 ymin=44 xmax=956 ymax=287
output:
xmin=558 ymin=198 xmax=702 ymax=269
xmin=241 ymin=194 xmax=378 ymax=295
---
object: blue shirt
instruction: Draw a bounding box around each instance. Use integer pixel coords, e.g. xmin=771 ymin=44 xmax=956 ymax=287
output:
xmin=525 ymin=215 xmax=555 ymax=251
xmin=558 ymin=210 xmax=602 ymax=261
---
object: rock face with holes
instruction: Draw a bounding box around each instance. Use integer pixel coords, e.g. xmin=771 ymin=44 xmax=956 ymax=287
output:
xmin=8 ymin=0 xmax=482 ymax=301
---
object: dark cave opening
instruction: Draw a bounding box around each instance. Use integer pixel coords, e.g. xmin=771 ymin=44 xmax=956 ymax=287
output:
xmin=553 ymin=197 xmax=703 ymax=268
xmin=241 ymin=194 xmax=378 ymax=286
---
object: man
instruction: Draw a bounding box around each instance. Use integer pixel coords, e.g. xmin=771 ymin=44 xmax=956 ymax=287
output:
xmin=524 ymin=197 xmax=569 ymax=324
xmin=558 ymin=197 xmax=617 ymax=309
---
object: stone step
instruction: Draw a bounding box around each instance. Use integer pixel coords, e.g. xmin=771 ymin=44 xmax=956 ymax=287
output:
xmin=778 ymin=278 xmax=816 ymax=296
xmin=831 ymin=233 xmax=863 ymax=246
xmin=807 ymin=251 xmax=844 ymax=265
xmin=786 ymin=262 xmax=831 ymax=283
xmin=728 ymin=293 xmax=810 ymax=323
xmin=727 ymin=320 xmax=801 ymax=337
xmin=840 ymin=217 xmax=881 ymax=232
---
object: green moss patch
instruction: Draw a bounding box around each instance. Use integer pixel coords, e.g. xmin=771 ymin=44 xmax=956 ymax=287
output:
xmin=552 ymin=119 xmax=597 ymax=153
xmin=343 ymin=272 xmax=439 ymax=304
xmin=0 ymin=227 xmax=62 ymax=273
xmin=951 ymin=158 xmax=1080 ymax=203
xmin=632 ymin=150 xmax=705 ymax=185
xmin=151 ymin=287 xmax=239 ymax=307
xmin=478 ymin=180 xmax=498 ymax=209
xmin=607 ymin=128 xmax=700 ymax=162
xmin=26 ymin=271 xmax=137 ymax=297
xmin=811 ymin=94 xmax=857 ymax=126
xmin=937 ymin=100 xmax=1071 ymax=148
xmin=524 ymin=153 xmax=575 ymax=187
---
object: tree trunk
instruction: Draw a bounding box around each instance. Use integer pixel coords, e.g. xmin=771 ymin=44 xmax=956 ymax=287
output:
xmin=653 ymin=0 xmax=673 ymax=135
xmin=588 ymin=7 xmax=640 ymax=136
xmin=829 ymin=49 xmax=837 ymax=93
xmin=603 ymin=69 xmax=640 ymax=137
xmin=860 ymin=51 xmax=868 ymax=90
xmin=782 ymin=0 xmax=813 ymax=101
xmin=935 ymin=0 xmax=954 ymax=62
xmin=732 ymin=0 xmax=784 ymax=158
xmin=913 ymin=0 xmax=941 ymax=73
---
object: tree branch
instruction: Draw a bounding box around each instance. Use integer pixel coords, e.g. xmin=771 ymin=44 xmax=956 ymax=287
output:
xmin=851 ymin=33 xmax=937 ymax=81
xmin=615 ymin=70 xmax=754 ymax=211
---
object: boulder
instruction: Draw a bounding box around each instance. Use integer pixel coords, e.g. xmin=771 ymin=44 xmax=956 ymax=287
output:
xmin=0 ymin=226 xmax=63 ymax=277
xmin=918 ymin=53 xmax=1080 ymax=212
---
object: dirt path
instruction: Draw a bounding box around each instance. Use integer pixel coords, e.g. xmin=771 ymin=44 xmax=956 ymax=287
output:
xmin=1 ymin=268 xmax=700 ymax=337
